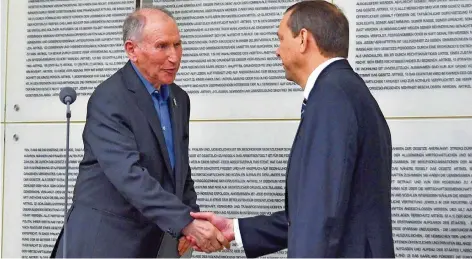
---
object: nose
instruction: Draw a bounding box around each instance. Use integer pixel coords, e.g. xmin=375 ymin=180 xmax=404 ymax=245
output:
xmin=276 ymin=47 xmax=280 ymax=58
xmin=168 ymin=46 xmax=179 ymax=63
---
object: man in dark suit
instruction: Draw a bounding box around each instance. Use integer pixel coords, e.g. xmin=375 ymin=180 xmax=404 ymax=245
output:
xmin=190 ymin=1 xmax=395 ymax=258
xmin=51 ymin=7 xmax=228 ymax=258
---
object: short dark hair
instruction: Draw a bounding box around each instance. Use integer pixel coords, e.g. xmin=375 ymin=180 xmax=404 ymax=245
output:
xmin=286 ymin=0 xmax=349 ymax=58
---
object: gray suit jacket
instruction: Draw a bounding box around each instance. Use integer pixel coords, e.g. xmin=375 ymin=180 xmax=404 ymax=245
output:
xmin=51 ymin=61 xmax=199 ymax=258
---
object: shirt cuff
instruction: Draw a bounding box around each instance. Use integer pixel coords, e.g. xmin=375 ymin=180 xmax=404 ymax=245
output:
xmin=233 ymin=218 xmax=244 ymax=248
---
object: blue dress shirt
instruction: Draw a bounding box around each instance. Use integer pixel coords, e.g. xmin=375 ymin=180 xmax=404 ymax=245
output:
xmin=131 ymin=63 xmax=175 ymax=170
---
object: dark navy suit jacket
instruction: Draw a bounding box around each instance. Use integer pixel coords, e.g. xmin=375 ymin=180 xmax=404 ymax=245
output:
xmin=51 ymin=61 xmax=199 ymax=258
xmin=239 ymin=59 xmax=395 ymax=258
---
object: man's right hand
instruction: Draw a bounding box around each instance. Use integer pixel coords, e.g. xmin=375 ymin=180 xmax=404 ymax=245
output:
xmin=181 ymin=219 xmax=230 ymax=253
xmin=190 ymin=212 xmax=235 ymax=242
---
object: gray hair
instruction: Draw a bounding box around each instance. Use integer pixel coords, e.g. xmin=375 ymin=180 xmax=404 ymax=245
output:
xmin=122 ymin=6 xmax=175 ymax=43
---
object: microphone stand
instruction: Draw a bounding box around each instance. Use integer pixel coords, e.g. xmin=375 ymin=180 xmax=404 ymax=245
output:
xmin=58 ymin=86 xmax=76 ymax=258
xmin=63 ymin=98 xmax=71 ymax=258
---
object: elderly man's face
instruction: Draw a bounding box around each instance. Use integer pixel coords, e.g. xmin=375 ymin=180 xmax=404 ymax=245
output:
xmin=134 ymin=15 xmax=182 ymax=87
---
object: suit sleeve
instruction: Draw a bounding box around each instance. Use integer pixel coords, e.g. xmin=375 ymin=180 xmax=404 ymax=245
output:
xmin=181 ymin=94 xmax=199 ymax=212
xmin=238 ymin=211 xmax=288 ymax=258
xmin=83 ymin=93 xmax=193 ymax=238
xmin=291 ymin=86 xmax=358 ymax=257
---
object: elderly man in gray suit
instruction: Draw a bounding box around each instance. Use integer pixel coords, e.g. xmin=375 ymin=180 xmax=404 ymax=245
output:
xmin=50 ymin=7 xmax=228 ymax=258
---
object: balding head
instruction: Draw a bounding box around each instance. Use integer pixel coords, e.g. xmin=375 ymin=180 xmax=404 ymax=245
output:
xmin=122 ymin=6 xmax=175 ymax=43
xmin=123 ymin=6 xmax=182 ymax=88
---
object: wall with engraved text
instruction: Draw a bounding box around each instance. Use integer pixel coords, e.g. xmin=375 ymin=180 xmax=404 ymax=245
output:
xmin=1 ymin=0 xmax=472 ymax=258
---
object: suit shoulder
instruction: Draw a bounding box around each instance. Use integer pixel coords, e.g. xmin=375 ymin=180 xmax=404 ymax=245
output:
xmin=309 ymin=73 xmax=360 ymax=125
xmin=88 ymin=69 xmax=126 ymax=105
xmin=319 ymin=69 xmax=371 ymax=104
xmin=314 ymin=75 xmax=354 ymax=107
xmin=317 ymin=68 xmax=387 ymax=128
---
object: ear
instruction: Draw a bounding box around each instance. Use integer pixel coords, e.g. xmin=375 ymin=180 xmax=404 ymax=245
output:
xmin=299 ymin=28 xmax=309 ymax=53
xmin=124 ymin=40 xmax=138 ymax=62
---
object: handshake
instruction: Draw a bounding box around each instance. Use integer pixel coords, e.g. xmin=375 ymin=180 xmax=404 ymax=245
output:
xmin=179 ymin=212 xmax=234 ymax=255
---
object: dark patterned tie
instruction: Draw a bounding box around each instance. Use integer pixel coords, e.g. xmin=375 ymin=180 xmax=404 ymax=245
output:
xmin=301 ymin=98 xmax=307 ymax=116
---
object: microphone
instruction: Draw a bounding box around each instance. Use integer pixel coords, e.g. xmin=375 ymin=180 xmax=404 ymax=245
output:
xmin=58 ymin=87 xmax=76 ymax=258
xmin=59 ymin=87 xmax=77 ymax=105
xmin=59 ymin=87 xmax=77 ymax=118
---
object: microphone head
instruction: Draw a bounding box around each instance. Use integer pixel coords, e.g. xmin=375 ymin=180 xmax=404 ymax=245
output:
xmin=59 ymin=87 xmax=77 ymax=104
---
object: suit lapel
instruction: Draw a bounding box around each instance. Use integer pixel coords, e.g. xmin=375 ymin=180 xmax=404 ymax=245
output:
xmin=168 ymin=86 xmax=184 ymax=195
xmin=122 ymin=61 xmax=175 ymax=183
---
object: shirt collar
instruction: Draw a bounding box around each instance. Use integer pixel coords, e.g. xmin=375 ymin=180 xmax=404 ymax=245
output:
xmin=304 ymin=57 xmax=344 ymax=100
xmin=131 ymin=62 xmax=170 ymax=101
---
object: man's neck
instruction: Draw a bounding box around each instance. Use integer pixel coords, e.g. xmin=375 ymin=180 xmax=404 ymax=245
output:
xmin=298 ymin=56 xmax=330 ymax=89
xmin=131 ymin=61 xmax=163 ymax=91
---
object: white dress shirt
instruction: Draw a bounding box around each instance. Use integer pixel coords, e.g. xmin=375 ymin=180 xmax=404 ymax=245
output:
xmin=232 ymin=57 xmax=345 ymax=248
xmin=303 ymin=57 xmax=344 ymax=100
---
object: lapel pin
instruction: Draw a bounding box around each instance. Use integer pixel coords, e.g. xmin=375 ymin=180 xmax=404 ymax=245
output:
xmin=173 ymin=98 xmax=177 ymax=107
